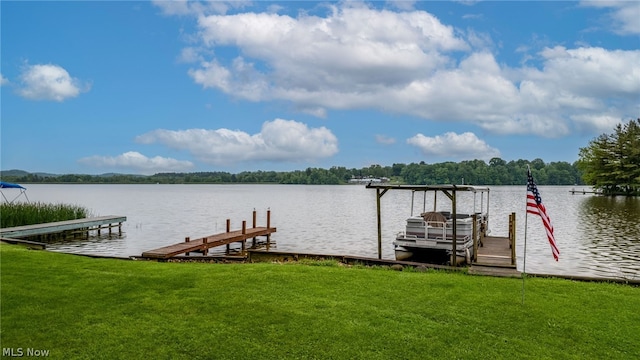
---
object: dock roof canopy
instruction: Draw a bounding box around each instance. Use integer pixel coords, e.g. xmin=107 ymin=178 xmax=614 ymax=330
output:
xmin=365 ymin=183 xmax=489 ymax=193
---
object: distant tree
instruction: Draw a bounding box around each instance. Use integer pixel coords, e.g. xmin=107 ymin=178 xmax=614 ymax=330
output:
xmin=577 ymin=119 xmax=640 ymax=195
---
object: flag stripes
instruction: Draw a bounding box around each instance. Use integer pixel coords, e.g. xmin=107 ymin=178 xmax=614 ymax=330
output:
xmin=527 ymin=166 xmax=559 ymax=261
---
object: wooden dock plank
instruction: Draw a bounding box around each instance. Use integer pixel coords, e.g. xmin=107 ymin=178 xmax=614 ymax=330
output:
xmin=474 ymin=236 xmax=516 ymax=268
xmin=0 ymin=216 xmax=127 ymax=238
xmin=142 ymin=227 xmax=277 ymax=259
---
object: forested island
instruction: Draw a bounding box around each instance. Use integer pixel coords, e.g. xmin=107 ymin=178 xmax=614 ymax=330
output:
xmin=1 ymin=158 xmax=583 ymax=186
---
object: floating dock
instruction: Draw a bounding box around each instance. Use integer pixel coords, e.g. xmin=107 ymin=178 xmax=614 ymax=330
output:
xmin=142 ymin=210 xmax=275 ymax=259
xmin=0 ymin=215 xmax=126 ymax=239
xmin=570 ymin=188 xmax=600 ymax=195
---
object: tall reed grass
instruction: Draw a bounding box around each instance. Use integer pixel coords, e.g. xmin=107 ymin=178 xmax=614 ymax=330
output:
xmin=0 ymin=202 xmax=91 ymax=228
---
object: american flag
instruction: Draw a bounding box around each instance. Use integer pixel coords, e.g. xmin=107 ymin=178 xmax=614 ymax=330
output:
xmin=527 ymin=166 xmax=559 ymax=261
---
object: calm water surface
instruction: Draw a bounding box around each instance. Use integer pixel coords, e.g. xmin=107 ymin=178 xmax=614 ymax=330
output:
xmin=22 ymin=184 xmax=640 ymax=280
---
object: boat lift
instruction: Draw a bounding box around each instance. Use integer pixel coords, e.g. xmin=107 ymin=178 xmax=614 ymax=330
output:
xmin=366 ymin=183 xmax=490 ymax=264
xmin=0 ymin=181 xmax=30 ymax=204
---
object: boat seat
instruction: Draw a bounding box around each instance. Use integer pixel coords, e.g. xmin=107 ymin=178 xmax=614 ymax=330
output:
xmin=421 ymin=212 xmax=447 ymax=227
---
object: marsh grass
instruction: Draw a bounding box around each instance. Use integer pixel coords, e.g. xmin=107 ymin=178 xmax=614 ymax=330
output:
xmin=0 ymin=202 xmax=91 ymax=228
xmin=1 ymin=244 xmax=639 ymax=359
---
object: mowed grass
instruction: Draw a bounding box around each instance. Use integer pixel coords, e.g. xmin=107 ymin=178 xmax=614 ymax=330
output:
xmin=1 ymin=244 xmax=639 ymax=360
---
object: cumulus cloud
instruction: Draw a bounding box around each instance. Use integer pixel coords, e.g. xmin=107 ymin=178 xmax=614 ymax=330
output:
xmin=17 ymin=64 xmax=90 ymax=101
xmin=407 ymin=132 xmax=500 ymax=160
xmin=581 ymin=1 xmax=640 ymax=35
xmin=161 ymin=2 xmax=639 ymax=138
xmin=78 ymin=151 xmax=194 ymax=175
xmin=136 ymin=119 xmax=338 ymax=165
xmin=187 ymin=4 xmax=467 ymax=104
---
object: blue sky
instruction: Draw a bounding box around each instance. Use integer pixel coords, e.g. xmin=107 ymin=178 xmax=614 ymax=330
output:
xmin=1 ymin=1 xmax=639 ymax=175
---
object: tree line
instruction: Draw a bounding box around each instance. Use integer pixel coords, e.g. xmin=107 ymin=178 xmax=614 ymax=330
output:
xmin=1 ymin=158 xmax=584 ymax=186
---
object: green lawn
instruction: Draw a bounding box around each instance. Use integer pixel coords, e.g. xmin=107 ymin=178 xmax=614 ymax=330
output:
xmin=1 ymin=244 xmax=638 ymax=359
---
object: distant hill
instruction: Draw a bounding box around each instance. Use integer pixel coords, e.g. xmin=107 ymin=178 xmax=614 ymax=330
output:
xmin=0 ymin=169 xmax=58 ymax=178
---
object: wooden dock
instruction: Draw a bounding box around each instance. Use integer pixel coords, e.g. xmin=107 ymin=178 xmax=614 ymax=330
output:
xmin=142 ymin=210 xmax=276 ymax=259
xmin=469 ymin=212 xmax=520 ymax=277
xmin=470 ymin=235 xmax=520 ymax=277
xmin=474 ymin=236 xmax=515 ymax=267
xmin=142 ymin=227 xmax=276 ymax=259
xmin=0 ymin=215 xmax=126 ymax=238
xmin=570 ymin=188 xmax=600 ymax=195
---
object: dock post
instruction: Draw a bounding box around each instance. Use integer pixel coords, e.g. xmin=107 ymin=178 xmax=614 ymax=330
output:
xmin=252 ymin=209 xmax=257 ymax=246
xmin=109 ymin=223 xmax=113 ymax=235
xmin=376 ymin=189 xmax=382 ymax=259
xmin=203 ymin=237 xmax=208 ymax=256
xmin=267 ymin=209 xmax=271 ymax=245
xmin=510 ymin=213 xmax=516 ymax=265
xmin=118 ymin=222 xmax=122 ymax=235
xmin=97 ymin=225 xmax=101 ymax=236
xmin=242 ymin=220 xmax=246 ymax=252
xmin=226 ymin=219 xmax=231 ymax=254
xmin=185 ymin=237 xmax=190 ymax=256
xmin=472 ymin=214 xmax=478 ymax=263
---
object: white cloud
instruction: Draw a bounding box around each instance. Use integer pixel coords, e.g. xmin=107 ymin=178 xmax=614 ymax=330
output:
xmin=188 ymin=4 xmax=467 ymax=105
xmin=407 ymin=132 xmax=500 ymax=160
xmin=178 ymin=47 xmax=204 ymax=63
xmin=375 ymin=134 xmax=396 ymax=145
xmin=153 ymin=0 xmax=252 ymax=16
xmin=581 ymin=1 xmax=640 ymax=35
xmin=78 ymin=151 xmax=194 ymax=175
xmin=165 ymin=3 xmax=638 ymax=138
xmin=0 ymin=73 xmax=8 ymax=86
xmin=136 ymin=119 xmax=338 ymax=165
xmin=17 ymin=64 xmax=89 ymax=101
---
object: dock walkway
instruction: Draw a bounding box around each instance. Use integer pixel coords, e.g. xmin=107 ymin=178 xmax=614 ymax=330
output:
xmin=470 ymin=235 xmax=519 ymax=277
xmin=142 ymin=226 xmax=276 ymax=259
xmin=142 ymin=209 xmax=276 ymax=259
xmin=0 ymin=216 xmax=126 ymax=238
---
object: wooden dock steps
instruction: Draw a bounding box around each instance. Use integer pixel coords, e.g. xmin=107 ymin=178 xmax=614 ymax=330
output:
xmin=0 ymin=216 xmax=126 ymax=238
xmin=142 ymin=226 xmax=276 ymax=259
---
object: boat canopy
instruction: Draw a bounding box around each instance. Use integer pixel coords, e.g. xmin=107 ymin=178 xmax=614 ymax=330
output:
xmin=0 ymin=181 xmax=30 ymax=203
xmin=0 ymin=181 xmax=26 ymax=189
xmin=366 ymin=183 xmax=490 ymax=261
xmin=364 ymin=183 xmax=489 ymax=193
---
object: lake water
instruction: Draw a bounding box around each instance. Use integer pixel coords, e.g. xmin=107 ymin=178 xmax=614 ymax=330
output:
xmin=18 ymin=184 xmax=640 ymax=280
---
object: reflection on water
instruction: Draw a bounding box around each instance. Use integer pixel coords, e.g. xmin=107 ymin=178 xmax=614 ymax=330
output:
xmin=577 ymin=196 xmax=640 ymax=279
xmin=20 ymin=184 xmax=640 ymax=280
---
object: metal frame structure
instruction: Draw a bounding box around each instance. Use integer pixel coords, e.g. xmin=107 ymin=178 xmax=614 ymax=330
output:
xmin=366 ymin=183 xmax=490 ymax=264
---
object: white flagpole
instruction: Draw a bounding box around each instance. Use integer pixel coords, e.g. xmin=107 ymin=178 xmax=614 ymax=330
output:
xmin=522 ymin=166 xmax=530 ymax=304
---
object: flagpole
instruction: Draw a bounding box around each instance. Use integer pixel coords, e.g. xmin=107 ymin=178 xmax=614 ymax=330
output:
xmin=522 ymin=166 xmax=530 ymax=305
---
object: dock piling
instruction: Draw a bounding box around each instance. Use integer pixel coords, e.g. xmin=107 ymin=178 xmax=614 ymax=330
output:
xmin=252 ymin=209 xmax=257 ymax=246
xmin=242 ymin=221 xmax=246 ymax=252
xmin=509 ymin=212 xmax=516 ymax=265
xmin=226 ymin=219 xmax=231 ymax=254
xmin=267 ymin=209 xmax=271 ymax=244
xmin=472 ymin=214 xmax=478 ymax=263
